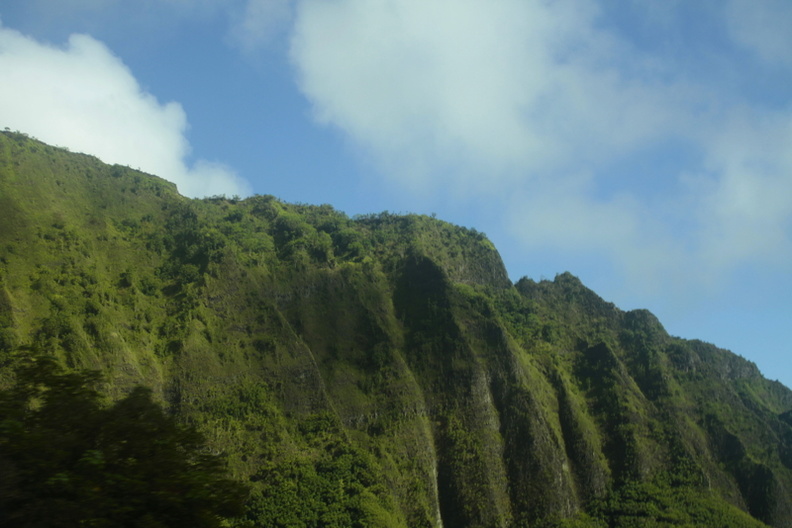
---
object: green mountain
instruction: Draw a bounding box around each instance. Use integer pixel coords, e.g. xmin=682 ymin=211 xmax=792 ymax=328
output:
xmin=2 ymin=130 xmax=792 ymax=527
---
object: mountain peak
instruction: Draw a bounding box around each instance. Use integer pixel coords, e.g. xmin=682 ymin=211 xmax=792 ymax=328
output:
xmin=2 ymin=132 xmax=791 ymax=527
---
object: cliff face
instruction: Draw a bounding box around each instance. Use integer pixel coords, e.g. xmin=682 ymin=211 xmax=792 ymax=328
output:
xmin=2 ymin=131 xmax=791 ymax=527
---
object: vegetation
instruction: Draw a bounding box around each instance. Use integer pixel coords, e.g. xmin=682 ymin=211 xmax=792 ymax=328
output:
xmin=0 ymin=353 xmax=247 ymax=527
xmin=1 ymin=130 xmax=791 ymax=526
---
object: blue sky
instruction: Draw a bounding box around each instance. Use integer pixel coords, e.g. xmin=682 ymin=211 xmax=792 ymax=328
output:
xmin=1 ymin=0 xmax=791 ymax=388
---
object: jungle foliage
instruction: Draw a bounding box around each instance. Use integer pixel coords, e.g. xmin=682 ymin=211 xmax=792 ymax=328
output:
xmin=2 ymin=130 xmax=792 ymax=527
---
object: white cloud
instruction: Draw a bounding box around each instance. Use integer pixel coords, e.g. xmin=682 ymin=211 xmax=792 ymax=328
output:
xmin=288 ymin=0 xmax=792 ymax=295
xmin=290 ymin=0 xmax=685 ymax=189
xmin=0 ymin=23 xmax=249 ymax=198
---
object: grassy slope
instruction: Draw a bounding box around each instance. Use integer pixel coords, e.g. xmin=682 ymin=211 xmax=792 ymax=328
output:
xmin=2 ymin=131 xmax=792 ymax=527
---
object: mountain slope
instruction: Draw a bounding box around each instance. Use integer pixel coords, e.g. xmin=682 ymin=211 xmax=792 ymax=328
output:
xmin=1 ymin=130 xmax=791 ymax=527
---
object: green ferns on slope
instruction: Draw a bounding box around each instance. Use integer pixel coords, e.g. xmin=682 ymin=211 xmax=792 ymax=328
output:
xmin=2 ymin=130 xmax=792 ymax=527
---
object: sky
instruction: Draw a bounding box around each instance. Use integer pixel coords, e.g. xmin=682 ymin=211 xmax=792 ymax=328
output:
xmin=1 ymin=1 xmax=791 ymax=388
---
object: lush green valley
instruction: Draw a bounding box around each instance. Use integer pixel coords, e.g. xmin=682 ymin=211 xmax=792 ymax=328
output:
xmin=2 ymin=130 xmax=792 ymax=527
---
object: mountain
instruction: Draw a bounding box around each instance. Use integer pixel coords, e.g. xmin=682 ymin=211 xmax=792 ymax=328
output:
xmin=2 ymin=129 xmax=792 ymax=527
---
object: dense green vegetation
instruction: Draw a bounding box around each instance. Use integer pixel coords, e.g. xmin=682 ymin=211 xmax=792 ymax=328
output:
xmin=2 ymin=130 xmax=792 ymax=526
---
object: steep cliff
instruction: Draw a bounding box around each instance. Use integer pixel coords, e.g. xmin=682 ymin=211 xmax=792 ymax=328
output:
xmin=1 ymin=131 xmax=790 ymax=527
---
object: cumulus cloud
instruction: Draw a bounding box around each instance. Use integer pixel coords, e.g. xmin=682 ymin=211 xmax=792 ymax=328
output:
xmin=0 ymin=23 xmax=248 ymax=198
xmin=288 ymin=0 xmax=792 ymax=294
xmin=290 ymin=0 xmax=684 ymax=189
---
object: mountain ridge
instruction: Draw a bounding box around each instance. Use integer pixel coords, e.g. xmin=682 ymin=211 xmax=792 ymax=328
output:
xmin=1 ymin=130 xmax=791 ymax=527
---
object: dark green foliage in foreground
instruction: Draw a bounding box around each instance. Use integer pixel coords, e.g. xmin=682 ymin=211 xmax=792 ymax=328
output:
xmin=2 ymin=131 xmax=792 ymax=527
xmin=0 ymin=354 xmax=247 ymax=527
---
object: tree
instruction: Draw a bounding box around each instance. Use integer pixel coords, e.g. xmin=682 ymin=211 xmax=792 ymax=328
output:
xmin=0 ymin=355 xmax=247 ymax=527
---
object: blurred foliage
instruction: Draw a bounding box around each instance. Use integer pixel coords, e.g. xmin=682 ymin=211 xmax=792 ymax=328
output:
xmin=0 ymin=353 xmax=247 ymax=527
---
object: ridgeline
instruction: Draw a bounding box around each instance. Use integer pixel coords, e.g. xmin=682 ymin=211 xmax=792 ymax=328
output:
xmin=2 ymin=130 xmax=791 ymax=527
